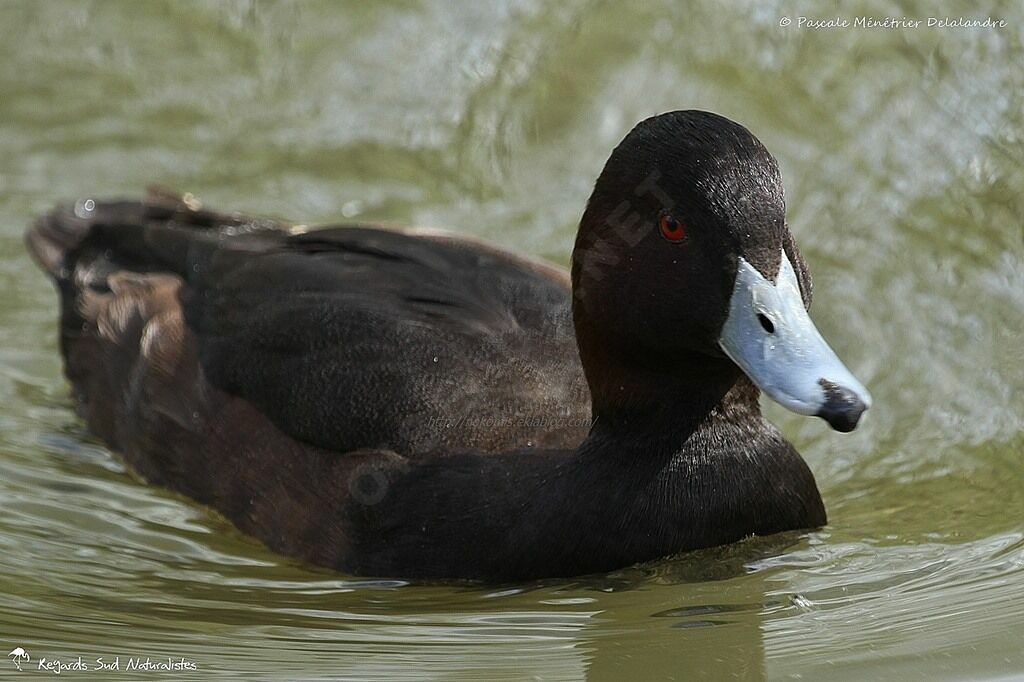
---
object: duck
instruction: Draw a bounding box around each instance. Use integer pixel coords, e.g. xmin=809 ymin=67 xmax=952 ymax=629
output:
xmin=26 ymin=110 xmax=871 ymax=581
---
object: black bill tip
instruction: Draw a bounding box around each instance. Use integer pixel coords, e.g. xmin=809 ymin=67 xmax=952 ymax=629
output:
xmin=816 ymin=378 xmax=868 ymax=432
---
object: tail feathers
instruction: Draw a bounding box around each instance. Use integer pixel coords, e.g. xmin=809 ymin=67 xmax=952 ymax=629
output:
xmin=25 ymin=188 xmax=291 ymax=285
xmin=25 ymin=198 xmax=105 ymax=279
xmin=26 ymin=189 xmax=292 ymax=443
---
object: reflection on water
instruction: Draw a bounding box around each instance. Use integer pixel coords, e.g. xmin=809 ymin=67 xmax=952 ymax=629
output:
xmin=1 ymin=0 xmax=1022 ymax=679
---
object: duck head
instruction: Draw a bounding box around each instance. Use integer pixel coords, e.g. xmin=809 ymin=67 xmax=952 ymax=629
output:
xmin=572 ymin=110 xmax=870 ymax=432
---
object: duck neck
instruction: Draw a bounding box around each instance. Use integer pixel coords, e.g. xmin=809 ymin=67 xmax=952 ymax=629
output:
xmin=582 ymin=350 xmax=762 ymax=457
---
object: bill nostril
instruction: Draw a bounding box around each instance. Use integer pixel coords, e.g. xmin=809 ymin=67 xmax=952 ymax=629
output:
xmin=757 ymin=313 xmax=775 ymax=334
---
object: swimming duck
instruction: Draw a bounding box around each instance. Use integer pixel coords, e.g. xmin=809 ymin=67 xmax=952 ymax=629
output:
xmin=27 ymin=110 xmax=870 ymax=580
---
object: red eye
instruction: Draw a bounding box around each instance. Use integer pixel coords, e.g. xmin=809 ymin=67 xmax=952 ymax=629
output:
xmin=659 ymin=214 xmax=687 ymax=242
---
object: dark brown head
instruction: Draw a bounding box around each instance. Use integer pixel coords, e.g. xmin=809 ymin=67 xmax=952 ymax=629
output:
xmin=572 ymin=110 xmax=870 ymax=431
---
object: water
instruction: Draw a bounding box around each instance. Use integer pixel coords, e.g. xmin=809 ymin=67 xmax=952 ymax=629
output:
xmin=1 ymin=1 xmax=1022 ymax=679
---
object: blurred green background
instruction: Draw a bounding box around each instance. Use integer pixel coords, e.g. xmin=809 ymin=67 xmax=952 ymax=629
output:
xmin=1 ymin=1 xmax=1022 ymax=679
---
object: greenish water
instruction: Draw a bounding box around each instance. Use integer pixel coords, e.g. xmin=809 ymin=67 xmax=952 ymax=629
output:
xmin=1 ymin=1 xmax=1022 ymax=679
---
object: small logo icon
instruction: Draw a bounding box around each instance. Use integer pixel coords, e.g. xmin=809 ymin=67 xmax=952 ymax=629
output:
xmin=8 ymin=647 xmax=30 ymax=671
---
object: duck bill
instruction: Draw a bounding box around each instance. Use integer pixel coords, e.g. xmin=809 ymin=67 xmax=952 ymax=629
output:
xmin=718 ymin=252 xmax=872 ymax=432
